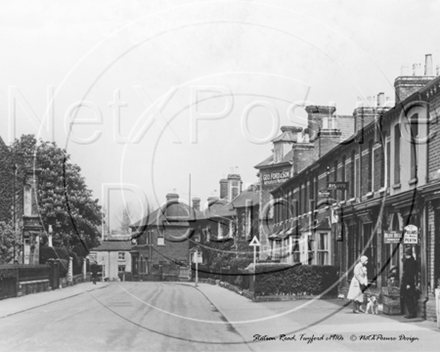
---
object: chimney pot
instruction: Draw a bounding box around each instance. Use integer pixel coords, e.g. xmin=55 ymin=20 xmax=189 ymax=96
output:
xmin=377 ymin=92 xmax=385 ymax=107
xmin=425 ymin=54 xmax=433 ymax=76
xmin=436 ymin=65 xmax=440 ymax=76
xmin=401 ymin=65 xmax=410 ymax=76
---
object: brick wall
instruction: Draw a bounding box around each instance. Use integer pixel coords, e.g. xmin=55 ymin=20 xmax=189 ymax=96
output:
xmin=152 ymin=227 xmax=190 ymax=265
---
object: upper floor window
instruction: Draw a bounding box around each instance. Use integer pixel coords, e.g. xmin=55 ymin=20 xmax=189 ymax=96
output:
xmin=245 ymin=208 xmax=252 ymax=239
xmin=350 ymin=151 xmax=355 ymax=199
xmin=410 ymin=114 xmax=419 ymax=181
xmin=341 ymin=156 xmax=346 ymax=200
xmin=368 ymin=140 xmax=373 ymax=192
xmin=394 ymin=124 xmax=401 ymax=185
xmin=118 ymin=252 xmax=125 ymax=260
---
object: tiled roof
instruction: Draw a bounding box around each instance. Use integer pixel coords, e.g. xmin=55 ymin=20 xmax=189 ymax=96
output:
xmin=91 ymin=241 xmax=132 ymax=252
xmin=130 ymin=202 xmax=206 ymax=229
xmin=204 ymin=199 xmax=236 ymax=218
xmin=254 ymin=150 xmax=293 ymax=169
xmin=272 ymin=131 xmax=297 ymax=143
xmin=229 ymin=191 xmax=260 ymax=208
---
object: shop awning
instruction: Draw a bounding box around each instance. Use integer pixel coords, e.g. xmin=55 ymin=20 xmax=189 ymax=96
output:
xmin=300 ymin=217 xmax=330 ymax=232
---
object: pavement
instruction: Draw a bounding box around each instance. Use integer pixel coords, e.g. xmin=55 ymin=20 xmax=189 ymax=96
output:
xmin=0 ymin=281 xmax=110 ymax=319
xmin=194 ymin=283 xmax=440 ymax=351
xmin=1 ymin=280 xmax=439 ymax=351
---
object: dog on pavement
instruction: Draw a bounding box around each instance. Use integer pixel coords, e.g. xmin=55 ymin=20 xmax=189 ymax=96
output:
xmin=366 ymin=295 xmax=378 ymax=315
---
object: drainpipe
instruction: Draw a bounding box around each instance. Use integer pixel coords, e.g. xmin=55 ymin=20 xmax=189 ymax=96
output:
xmin=421 ymin=204 xmax=429 ymax=318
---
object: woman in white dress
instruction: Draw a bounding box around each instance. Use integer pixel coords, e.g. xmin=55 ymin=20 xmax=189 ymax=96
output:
xmin=347 ymin=255 xmax=368 ymax=313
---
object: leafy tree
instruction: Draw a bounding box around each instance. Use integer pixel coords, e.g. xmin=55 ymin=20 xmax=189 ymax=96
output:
xmin=0 ymin=221 xmax=21 ymax=264
xmin=10 ymin=135 xmax=102 ymax=252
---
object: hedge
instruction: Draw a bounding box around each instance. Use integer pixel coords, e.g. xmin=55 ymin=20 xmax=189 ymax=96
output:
xmin=229 ymin=257 xmax=253 ymax=272
xmin=254 ymin=264 xmax=339 ymax=297
xmin=17 ymin=265 xmax=50 ymax=282
xmin=40 ymin=246 xmax=70 ymax=264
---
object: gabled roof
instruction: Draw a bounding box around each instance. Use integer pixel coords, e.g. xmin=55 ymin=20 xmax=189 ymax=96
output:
xmin=91 ymin=241 xmax=132 ymax=252
xmin=271 ymin=130 xmax=297 ymax=143
xmin=254 ymin=150 xmax=293 ymax=169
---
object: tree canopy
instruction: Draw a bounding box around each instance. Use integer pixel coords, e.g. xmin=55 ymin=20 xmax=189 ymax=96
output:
xmin=0 ymin=221 xmax=21 ymax=264
xmin=10 ymin=134 xmax=102 ymax=251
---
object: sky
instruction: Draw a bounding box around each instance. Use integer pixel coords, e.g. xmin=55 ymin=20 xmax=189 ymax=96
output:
xmin=0 ymin=0 xmax=439 ymax=231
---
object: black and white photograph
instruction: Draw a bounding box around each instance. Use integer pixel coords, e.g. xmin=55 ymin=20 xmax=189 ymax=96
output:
xmin=1 ymin=1 xmax=440 ymax=351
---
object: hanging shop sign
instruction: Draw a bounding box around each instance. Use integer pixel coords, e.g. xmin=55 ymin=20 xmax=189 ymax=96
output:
xmin=403 ymin=225 xmax=419 ymax=244
xmin=327 ymin=182 xmax=348 ymax=190
xmin=384 ymin=231 xmax=402 ymax=244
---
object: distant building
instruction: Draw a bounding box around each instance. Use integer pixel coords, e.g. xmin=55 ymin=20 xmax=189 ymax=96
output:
xmin=130 ymin=193 xmax=204 ymax=280
xmin=89 ymin=240 xmax=132 ymax=280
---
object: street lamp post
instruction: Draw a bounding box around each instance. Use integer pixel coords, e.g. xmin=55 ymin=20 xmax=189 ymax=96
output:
xmin=193 ymin=246 xmax=201 ymax=287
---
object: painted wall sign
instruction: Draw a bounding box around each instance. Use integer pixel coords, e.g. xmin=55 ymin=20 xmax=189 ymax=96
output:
xmin=262 ymin=170 xmax=290 ymax=185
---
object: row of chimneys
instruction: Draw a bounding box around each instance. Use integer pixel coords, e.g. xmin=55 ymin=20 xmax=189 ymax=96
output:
xmin=400 ymin=54 xmax=436 ymax=76
xmin=165 ymin=192 xmax=236 ymax=211
xmin=275 ymin=54 xmax=437 ymax=176
xmin=165 ymin=193 xmax=202 ymax=211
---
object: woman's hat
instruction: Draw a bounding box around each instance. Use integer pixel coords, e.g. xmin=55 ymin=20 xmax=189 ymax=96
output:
xmin=405 ymin=247 xmax=413 ymax=256
xmin=360 ymin=255 xmax=368 ymax=264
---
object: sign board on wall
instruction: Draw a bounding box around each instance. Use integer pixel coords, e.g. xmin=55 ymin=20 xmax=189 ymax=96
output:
xmin=262 ymin=170 xmax=290 ymax=186
xmin=404 ymin=225 xmax=419 ymax=244
xmin=384 ymin=231 xmax=402 ymax=244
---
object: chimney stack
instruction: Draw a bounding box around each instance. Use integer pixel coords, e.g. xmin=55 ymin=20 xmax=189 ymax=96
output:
xmin=192 ymin=197 xmax=201 ymax=211
xmin=413 ymin=63 xmax=422 ymax=76
xmin=395 ymin=55 xmax=435 ymax=103
xmin=219 ymin=179 xmax=228 ymax=199
xmin=166 ymin=193 xmax=179 ymax=202
xmin=425 ymin=54 xmax=433 ymax=76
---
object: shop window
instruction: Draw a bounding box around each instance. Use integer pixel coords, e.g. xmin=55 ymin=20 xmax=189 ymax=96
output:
xmin=363 ymin=222 xmax=377 ymax=283
xmin=118 ymin=265 xmax=126 ymax=272
xmin=292 ymin=240 xmax=300 ymax=263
